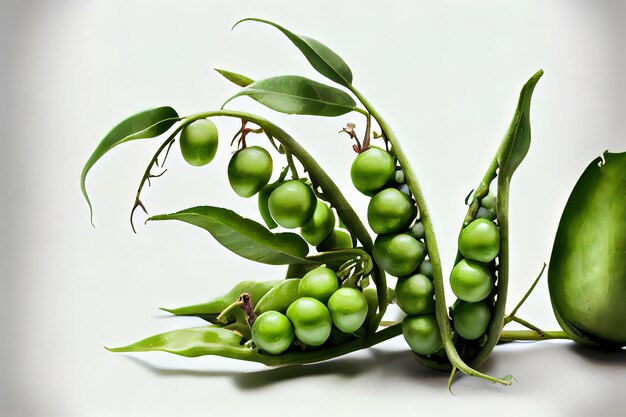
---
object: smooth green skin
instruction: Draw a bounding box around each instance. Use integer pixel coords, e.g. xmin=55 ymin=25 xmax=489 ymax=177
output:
xmin=402 ymin=315 xmax=443 ymax=356
xmin=254 ymin=279 xmax=301 ymax=314
xmin=268 ymin=180 xmax=316 ymax=228
xmin=480 ymin=189 xmax=497 ymax=210
xmin=251 ymin=311 xmax=294 ymax=355
xmin=316 ymin=228 xmax=353 ymax=251
xmin=458 ymin=219 xmax=500 ymax=263
xmin=452 ymin=301 xmax=492 ymax=340
xmin=300 ymin=200 xmax=336 ymax=246
xmin=373 ymin=233 xmax=426 ymax=277
xmin=298 ymin=266 xmax=339 ymax=303
xmin=350 ymin=147 xmax=396 ymax=196
xmin=179 ymin=119 xmax=219 ymax=166
xmin=328 ymin=288 xmax=369 ymax=333
xmin=549 ymin=151 xmax=626 ymax=348
xmin=395 ymin=274 xmax=435 ymax=315
xmin=367 ymin=188 xmax=415 ymax=235
xmin=228 ymin=146 xmax=273 ymax=198
xmin=450 ymin=259 xmax=494 ymax=302
xmin=417 ymin=260 xmax=433 ymax=279
xmin=475 ymin=207 xmax=496 ymax=221
xmin=286 ymin=297 xmax=332 ymax=346
xmin=407 ymin=221 xmax=425 ymax=240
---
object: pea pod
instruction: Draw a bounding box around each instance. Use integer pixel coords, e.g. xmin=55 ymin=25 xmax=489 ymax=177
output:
xmin=549 ymin=151 xmax=626 ymax=348
xmin=254 ymin=279 xmax=301 ymax=314
xmin=161 ymin=279 xmax=280 ymax=322
xmin=411 ymin=70 xmax=543 ymax=374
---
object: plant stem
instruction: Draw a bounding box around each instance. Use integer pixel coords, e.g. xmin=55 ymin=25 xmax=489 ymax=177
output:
xmin=348 ymin=86 xmax=511 ymax=385
xmin=507 ymin=316 xmax=544 ymax=335
xmin=499 ymin=330 xmax=569 ymax=341
xmin=506 ymin=262 xmax=547 ymax=320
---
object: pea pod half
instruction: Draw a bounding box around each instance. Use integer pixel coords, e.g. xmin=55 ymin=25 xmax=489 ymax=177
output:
xmin=548 ymin=151 xmax=626 ymax=348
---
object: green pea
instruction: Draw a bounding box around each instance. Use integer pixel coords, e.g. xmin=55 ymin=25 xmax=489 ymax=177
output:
xmin=373 ymin=233 xmax=426 ymax=277
xmin=327 ymin=287 xmax=369 ymax=333
xmin=458 ymin=219 xmax=500 ymax=263
xmin=417 ymin=259 xmax=433 ymax=279
xmin=316 ymin=228 xmax=353 ymax=251
xmin=300 ymin=200 xmax=336 ymax=246
xmin=402 ymin=314 xmax=443 ymax=356
xmin=179 ymin=119 xmax=219 ymax=166
xmin=298 ymin=266 xmax=339 ymax=303
xmin=227 ymin=146 xmax=273 ymax=198
xmin=350 ymin=146 xmax=396 ymax=196
xmin=367 ymin=188 xmax=416 ymax=235
xmin=251 ymin=311 xmax=294 ymax=355
xmin=452 ymin=300 xmax=492 ymax=340
xmin=286 ymin=297 xmax=332 ymax=347
xmin=268 ymin=180 xmax=316 ymax=228
xmin=450 ymin=259 xmax=493 ymax=302
xmin=480 ymin=189 xmax=497 ymax=210
xmin=475 ymin=207 xmax=496 ymax=221
xmin=407 ymin=221 xmax=425 ymax=240
xmin=395 ymin=274 xmax=435 ymax=315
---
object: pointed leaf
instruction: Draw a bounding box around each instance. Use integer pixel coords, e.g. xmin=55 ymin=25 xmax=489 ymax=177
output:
xmin=107 ymin=325 xmax=264 ymax=361
xmin=148 ymin=206 xmax=312 ymax=265
xmin=214 ymin=68 xmax=254 ymax=87
xmin=234 ymin=18 xmax=353 ymax=87
xmin=496 ymin=70 xmax=543 ymax=178
xmin=81 ymin=106 xmax=180 ymax=224
xmin=223 ymin=75 xmax=356 ymax=117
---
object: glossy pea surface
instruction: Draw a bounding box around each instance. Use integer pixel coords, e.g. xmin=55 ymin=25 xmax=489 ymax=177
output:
xmin=402 ymin=314 xmax=443 ymax=356
xmin=179 ymin=119 xmax=219 ymax=166
xmin=350 ymin=147 xmax=396 ymax=196
xmin=251 ymin=311 xmax=294 ymax=355
xmin=327 ymin=287 xmax=369 ymax=333
xmin=458 ymin=219 xmax=500 ymax=263
xmin=450 ymin=259 xmax=493 ymax=302
xmin=395 ymin=274 xmax=435 ymax=315
xmin=373 ymin=233 xmax=426 ymax=277
xmin=286 ymin=297 xmax=332 ymax=346
xmin=452 ymin=300 xmax=491 ymax=340
xmin=268 ymin=180 xmax=316 ymax=228
xmin=298 ymin=266 xmax=339 ymax=304
xmin=367 ymin=188 xmax=415 ymax=235
xmin=254 ymin=279 xmax=301 ymax=314
xmin=227 ymin=146 xmax=273 ymax=198
xmin=316 ymin=228 xmax=353 ymax=251
xmin=300 ymin=200 xmax=335 ymax=246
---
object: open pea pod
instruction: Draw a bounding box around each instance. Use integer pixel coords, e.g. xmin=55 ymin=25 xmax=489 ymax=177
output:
xmin=410 ymin=70 xmax=543 ymax=373
xmin=549 ymin=151 xmax=626 ymax=348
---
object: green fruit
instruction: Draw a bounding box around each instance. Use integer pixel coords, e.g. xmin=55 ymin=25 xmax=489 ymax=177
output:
xmin=452 ymin=301 xmax=491 ymax=340
xmin=298 ymin=266 xmax=339 ymax=303
xmin=179 ymin=119 xmax=219 ymax=166
xmin=268 ymin=180 xmax=316 ymax=228
xmin=402 ymin=314 xmax=443 ymax=356
xmin=327 ymin=287 xmax=369 ymax=333
xmin=367 ymin=188 xmax=416 ymax=235
xmin=549 ymin=151 xmax=626 ymax=348
xmin=251 ymin=311 xmax=294 ymax=355
xmin=316 ymin=228 xmax=353 ymax=251
xmin=417 ymin=260 xmax=433 ymax=279
xmin=373 ymin=233 xmax=426 ymax=277
xmin=350 ymin=147 xmax=396 ymax=196
xmin=458 ymin=219 xmax=500 ymax=263
xmin=300 ymin=200 xmax=336 ymax=246
xmin=254 ymin=279 xmax=301 ymax=314
xmin=407 ymin=221 xmax=425 ymax=240
xmin=395 ymin=274 xmax=435 ymax=315
xmin=227 ymin=146 xmax=273 ymax=198
xmin=480 ymin=189 xmax=497 ymax=210
xmin=286 ymin=297 xmax=332 ymax=347
xmin=450 ymin=259 xmax=493 ymax=302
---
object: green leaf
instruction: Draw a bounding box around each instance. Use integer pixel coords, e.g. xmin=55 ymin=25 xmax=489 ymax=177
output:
xmin=233 ymin=18 xmax=353 ymax=87
xmin=223 ymin=75 xmax=356 ymax=117
xmin=148 ymin=206 xmax=312 ymax=265
xmin=81 ymin=106 xmax=180 ymax=225
xmin=214 ymin=68 xmax=254 ymax=87
xmin=107 ymin=325 xmax=264 ymax=361
xmin=496 ymin=70 xmax=543 ymax=178
xmin=161 ymin=279 xmax=280 ymax=322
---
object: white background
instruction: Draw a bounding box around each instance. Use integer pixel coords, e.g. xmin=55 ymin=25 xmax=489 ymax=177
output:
xmin=1 ymin=0 xmax=625 ymax=416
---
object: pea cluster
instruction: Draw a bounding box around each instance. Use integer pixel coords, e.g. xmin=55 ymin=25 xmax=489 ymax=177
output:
xmin=251 ymin=266 xmax=369 ymax=355
xmin=350 ymin=146 xmax=442 ymax=356
xmin=449 ymin=189 xmax=499 ymax=343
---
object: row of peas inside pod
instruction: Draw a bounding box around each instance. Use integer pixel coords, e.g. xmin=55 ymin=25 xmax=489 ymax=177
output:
xmin=251 ymin=266 xmax=370 ymax=354
xmin=350 ymin=145 xmax=443 ymax=356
